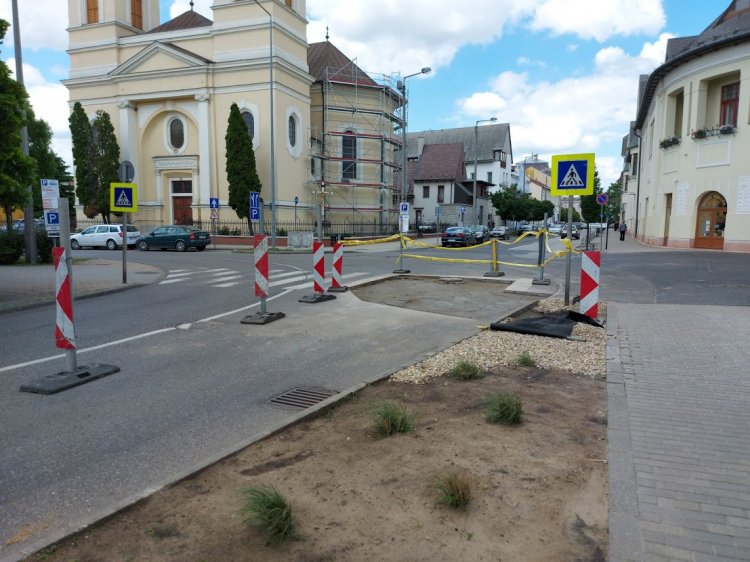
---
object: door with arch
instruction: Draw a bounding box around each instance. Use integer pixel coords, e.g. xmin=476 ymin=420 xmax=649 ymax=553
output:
xmin=694 ymin=192 xmax=726 ymax=250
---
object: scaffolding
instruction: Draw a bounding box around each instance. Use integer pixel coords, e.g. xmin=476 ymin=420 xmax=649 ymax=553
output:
xmin=309 ymin=60 xmax=405 ymax=229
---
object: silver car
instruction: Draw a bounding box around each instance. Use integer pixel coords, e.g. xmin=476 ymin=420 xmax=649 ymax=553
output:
xmin=70 ymin=224 xmax=141 ymax=250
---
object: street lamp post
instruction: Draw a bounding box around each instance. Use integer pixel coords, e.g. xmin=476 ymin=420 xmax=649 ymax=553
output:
xmin=473 ymin=117 xmax=497 ymax=226
xmin=254 ymin=0 xmax=277 ymax=247
xmin=398 ymin=67 xmax=431 ymax=212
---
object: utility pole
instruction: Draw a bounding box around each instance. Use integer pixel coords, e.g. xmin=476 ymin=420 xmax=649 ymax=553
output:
xmin=12 ymin=0 xmax=38 ymax=263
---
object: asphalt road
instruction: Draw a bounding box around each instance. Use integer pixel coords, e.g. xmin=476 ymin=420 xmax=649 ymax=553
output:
xmin=2 ymin=237 xmax=747 ymax=561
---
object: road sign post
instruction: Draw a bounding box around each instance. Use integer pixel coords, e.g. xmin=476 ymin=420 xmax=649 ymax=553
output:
xmin=111 ymin=182 xmax=138 ymax=284
xmin=394 ymin=202 xmax=410 ymax=274
xmin=551 ymin=153 xmax=596 ymax=306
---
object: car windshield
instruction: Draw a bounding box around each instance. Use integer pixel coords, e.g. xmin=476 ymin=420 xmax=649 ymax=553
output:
xmin=126 ymin=225 xmax=139 ymax=232
xmin=446 ymin=227 xmax=464 ymax=233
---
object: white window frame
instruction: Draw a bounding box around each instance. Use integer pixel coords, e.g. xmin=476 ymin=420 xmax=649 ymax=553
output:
xmin=285 ymin=107 xmax=303 ymax=159
xmin=164 ymin=114 xmax=187 ymax=154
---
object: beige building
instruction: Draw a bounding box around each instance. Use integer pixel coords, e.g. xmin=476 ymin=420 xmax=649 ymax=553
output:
xmin=630 ymin=0 xmax=750 ymax=251
xmin=65 ymin=0 xmax=319 ymax=231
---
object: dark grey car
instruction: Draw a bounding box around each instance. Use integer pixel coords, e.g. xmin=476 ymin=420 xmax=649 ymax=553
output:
xmin=441 ymin=226 xmax=477 ymax=247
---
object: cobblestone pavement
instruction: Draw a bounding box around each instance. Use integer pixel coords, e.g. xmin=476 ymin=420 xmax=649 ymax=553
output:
xmin=608 ymin=303 xmax=750 ymax=561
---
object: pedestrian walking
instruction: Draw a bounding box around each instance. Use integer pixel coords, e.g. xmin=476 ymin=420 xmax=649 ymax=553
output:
xmin=619 ymin=221 xmax=627 ymax=241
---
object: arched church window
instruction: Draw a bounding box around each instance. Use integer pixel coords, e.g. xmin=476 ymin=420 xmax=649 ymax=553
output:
xmin=242 ymin=111 xmax=255 ymax=140
xmin=168 ymin=117 xmax=185 ymax=150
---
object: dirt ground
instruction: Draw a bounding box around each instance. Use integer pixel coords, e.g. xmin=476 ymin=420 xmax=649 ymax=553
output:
xmin=31 ymin=365 xmax=607 ymax=562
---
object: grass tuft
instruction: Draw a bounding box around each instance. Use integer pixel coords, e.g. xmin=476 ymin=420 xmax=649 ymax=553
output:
xmin=447 ymin=360 xmax=483 ymax=380
xmin=240 ymin=486 xmax=295 ymax=545
xmin=435 ymin=472 xmax=472 ymax=510
xmin=370 ymin=400 xmax=414 ymax=437
xmin=485 ymin=393 xmax=523 ymax=425
xmin=516 ymin=351 xmax=537 ymax=367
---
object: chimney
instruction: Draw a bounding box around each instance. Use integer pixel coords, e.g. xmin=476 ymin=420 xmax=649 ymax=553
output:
xmin=417 ymin=136 xmax=425 ymax=157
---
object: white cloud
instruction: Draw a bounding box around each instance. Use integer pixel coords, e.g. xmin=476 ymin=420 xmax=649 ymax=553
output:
xmin=0 ymin=0 xmax=68 ymax=51
xmin=457 ymin=36 xmax=669 ymax=186
xmin=530 ymin=0 xmax=666 ymax=42
xmin=169 ymin=0 xmax=212 ymax=20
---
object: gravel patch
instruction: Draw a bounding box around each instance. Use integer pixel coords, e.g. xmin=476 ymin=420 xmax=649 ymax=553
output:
xmin=390 ymin=297 xmax=606 ymax=384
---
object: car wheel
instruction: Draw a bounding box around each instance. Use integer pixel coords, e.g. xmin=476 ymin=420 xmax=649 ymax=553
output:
xmin=70 ymin=239 xmax=81 ymax=250
xmin=175 ymin=240 xmax=187 ymax=252
xmin=137 ymin=240 xmax=149 ymax=251
xmin=106 ymin=239 xmax=117 ymax=250
xmin=197 ymin=245 xmax=206 ymax=251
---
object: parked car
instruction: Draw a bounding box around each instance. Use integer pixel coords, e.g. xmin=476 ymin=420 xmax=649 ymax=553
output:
xmin=136 ymin=225 xmax=211 ymax=252
xmin=548 ymin=223 xmax=563 ymax=234
xmin=518 ymin=223 xmax=538 ymax=233
xmin=489 ymin=225 xmax=509 ymax=240
xmin=70 ymin=224 xmax=141 ymax=249
xmin=441 ymin=226 xmax=477 ymax=247
xmin=561 ymin=225 xmax=580 ymax=239
xmin=468 ymin=225 xmax=490 ymax=243
xmin=12 ymin=219 xmax=46 ymax=234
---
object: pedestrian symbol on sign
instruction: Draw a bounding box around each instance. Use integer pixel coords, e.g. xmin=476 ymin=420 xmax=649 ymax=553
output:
xmin=561 ymin=165 xmax=584 ymax=187
xmin=115 ymin=189 xmax=131 ymax=207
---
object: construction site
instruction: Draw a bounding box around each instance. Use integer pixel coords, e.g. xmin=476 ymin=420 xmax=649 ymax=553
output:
xmin=307 ymin=56 xmax=407 ymax=235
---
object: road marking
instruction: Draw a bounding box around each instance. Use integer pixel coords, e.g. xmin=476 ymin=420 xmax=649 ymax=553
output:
xmin=207 ymin=275 xmax=243 ymax=284
xmin=212 ymin=282 xmax=241 ymax=288
xmin=282 ymin=272 xmax=368 ymax=290
xmin=159 ymin=278 xmax=188 ymax=285
xmin=165 ymin=271 xmax=194 ymax=278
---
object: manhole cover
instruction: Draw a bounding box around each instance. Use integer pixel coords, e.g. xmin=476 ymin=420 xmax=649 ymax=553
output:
xmin=269 ymin=387 xmax=338 ymax=409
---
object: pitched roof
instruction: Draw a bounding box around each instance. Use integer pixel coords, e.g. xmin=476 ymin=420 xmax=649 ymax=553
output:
xmin=147 ymin=10 xmax=213 ymax=34
xmin=412 ymin=143 xmax=466 ymax=183
xmin=406 ymin=123 xmax=511 ymax=163
xmin=307 ymin=41 xmax=378 ymax=86
xmin=636 ymin=0 xmax=750 ymax=128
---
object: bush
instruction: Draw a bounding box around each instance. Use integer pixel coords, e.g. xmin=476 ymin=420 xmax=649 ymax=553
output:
xmin=447 ymin=360 xmax=482 ymax=380
xmin=516 ymin=351 xmax=537 ymax=367
xmin=276 ymin=227 xmax=288 ymax=237
xmin=241 ymin=486 xmax=295 ymax=545
xmin=35 ymin=230 xmax=54 ymax=264
xmin=0 ymin=231 xmax=23 ymax=265
xmin=370 ymin=400 xmax=414 ymax=437
xmin=485 ymin=393 xmax=523 ymax=425
xmin=435 ymin=472 xmax=472 ymax=510
xmin=218 ymin=226 xmax=230 ymax=235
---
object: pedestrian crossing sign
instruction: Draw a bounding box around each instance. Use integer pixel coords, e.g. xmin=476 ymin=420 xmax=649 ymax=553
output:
xmin=550 ymin=153 xmax=595 ymax=196
xmin=110 ymin=182 xmax=138 ymax=212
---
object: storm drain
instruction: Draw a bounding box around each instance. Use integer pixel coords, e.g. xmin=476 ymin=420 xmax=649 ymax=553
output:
xmin=269 ymin=387 xmax=338 ymax=410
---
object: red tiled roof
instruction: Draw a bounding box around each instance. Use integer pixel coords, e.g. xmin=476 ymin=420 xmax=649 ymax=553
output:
xmin=147 ymin=10 xmax=212 ymax=34
xmin=412 ymin=143 xmax=466 ymax=183
xmin=307 ymin=41 xmax=378 ymax=86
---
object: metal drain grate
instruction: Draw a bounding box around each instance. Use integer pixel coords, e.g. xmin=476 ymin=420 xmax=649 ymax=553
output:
xmin=269 ymin=387 xmax=338 ymax=409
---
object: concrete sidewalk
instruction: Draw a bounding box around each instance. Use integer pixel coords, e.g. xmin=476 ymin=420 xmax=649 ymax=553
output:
xmin=0 ymin=258 xmax=163 ymax=314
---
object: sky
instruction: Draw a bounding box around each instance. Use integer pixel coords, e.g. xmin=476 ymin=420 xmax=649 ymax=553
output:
xmin=0 ymin=0 xmax=727 ymax=189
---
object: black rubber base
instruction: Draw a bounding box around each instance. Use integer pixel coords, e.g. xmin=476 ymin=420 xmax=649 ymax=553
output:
xmin=328 ymin=286 xmax=349 ymax=293
xmin=299 ymin=293 xmax=337 ymax=303
xmin=20 ymin=364 xmax=120 ymax=395
xmin=532 ymin=278 xmax=551 ymax=285
xmin=483 ymin=271 xmax=505 ymax=277
xmin=241 ymin=311 xmax=286 ymax=325
xmin=393 ymin=269 xmax=411 ymax=274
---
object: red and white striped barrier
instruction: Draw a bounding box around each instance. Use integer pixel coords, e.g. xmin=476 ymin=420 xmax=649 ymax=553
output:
xmin=254 ymin=234 xmax=269 ymax=298
xmin=53 ymin=246 xmax=76 ymax=349
xmin=312 ymin=241 xmax=326 ymax=293
xmin=329 ymin=242 xmax=348 ymax=292
xmin=580 ymin=250 xmax=600 ymax=319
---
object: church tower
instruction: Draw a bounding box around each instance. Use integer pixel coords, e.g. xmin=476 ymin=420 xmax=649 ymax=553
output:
xmin=65 ymin=0 xmax=312 ymax=229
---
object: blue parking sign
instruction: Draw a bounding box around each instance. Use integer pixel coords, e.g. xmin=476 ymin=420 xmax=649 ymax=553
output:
xmin=249 ymin=192 xmax=260 ymax=220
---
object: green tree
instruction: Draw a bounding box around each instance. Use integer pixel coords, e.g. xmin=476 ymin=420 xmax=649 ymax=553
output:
xmin=92 ymin=110 xmax=120 ymax=223
xmin=27 ymin=108 xmax=74 ymax=219
xmin=0 ymin=19 xmax=36 ymax=231
xmin=226 ymin=102 xmax=262 ymax=235
xmin=579 ymin=169 xmax=602 ymax=223
xmin=559 ymin=207 xmax=582 ymax=222
xmin=69 ymin=102 xmax=97 ymax=217
xmin=605 ymin=180 xmax=622 ymax=223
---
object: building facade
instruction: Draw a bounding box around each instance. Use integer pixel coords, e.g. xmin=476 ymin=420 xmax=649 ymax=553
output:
xmin=631 ymin=0 xmax=750 ymax=251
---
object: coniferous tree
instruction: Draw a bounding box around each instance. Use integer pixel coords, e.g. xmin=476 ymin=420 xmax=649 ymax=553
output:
xmin=69 ymin=102 xmax=97 ymax=217
xmin=93 ymin=110 xmax=120 ymax=223
xmin=226 ymin=102 xmax=262 ymax=235
xmin=580 ymin=169 xmax=602 ymax=223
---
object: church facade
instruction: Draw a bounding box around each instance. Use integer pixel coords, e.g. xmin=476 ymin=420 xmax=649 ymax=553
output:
xmin=64 ymin=0 xmax=316 ymax=231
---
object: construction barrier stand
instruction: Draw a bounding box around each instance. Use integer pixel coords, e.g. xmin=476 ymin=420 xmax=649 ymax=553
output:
xmin=54 ymin=246 xmax=76 ymax=349
xmin=580 ymin=250 xmax=600 ymax=319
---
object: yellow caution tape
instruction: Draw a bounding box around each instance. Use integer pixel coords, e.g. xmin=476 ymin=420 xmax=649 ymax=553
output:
xmin=341 ymin=233 xmax=401 ymax=246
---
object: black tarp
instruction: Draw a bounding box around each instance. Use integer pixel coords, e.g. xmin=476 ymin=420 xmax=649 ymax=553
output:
xmin=490 ymin=311 xmax=603 ymax=339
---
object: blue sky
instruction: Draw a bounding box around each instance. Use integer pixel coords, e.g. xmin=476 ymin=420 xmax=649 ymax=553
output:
xmin=0 ymin=0 xmax=726 ymax=188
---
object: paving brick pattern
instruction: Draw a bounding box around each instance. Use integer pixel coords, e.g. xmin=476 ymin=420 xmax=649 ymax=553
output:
xmin=608 ymin=303 xmax=750 ymax=561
